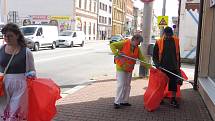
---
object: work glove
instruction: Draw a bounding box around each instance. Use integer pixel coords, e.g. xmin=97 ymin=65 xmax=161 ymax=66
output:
xmin=25 ymin=71 xmax=36 ymax=78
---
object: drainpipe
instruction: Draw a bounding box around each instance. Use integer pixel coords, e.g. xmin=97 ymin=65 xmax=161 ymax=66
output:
xmin=194 ymin=0 xmax=204 ymax=90
xmin=177 ymin=0 xmax=182 ymax=36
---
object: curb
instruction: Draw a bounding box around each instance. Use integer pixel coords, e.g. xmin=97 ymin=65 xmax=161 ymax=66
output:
xmin=60 ymin=79 xmax=96 ymax=98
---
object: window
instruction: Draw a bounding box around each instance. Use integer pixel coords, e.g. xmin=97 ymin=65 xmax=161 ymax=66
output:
xmin=84 ymin=0 xmax=87 ymax=9
xmin=99 ymin=16 xmax=102 ymax=23
xmin=94 ymin=2 xmax=96 ymax=13
xmin=84 ymin=22 xmax=86 ymax=34
xmin=104 ymin=17 xmax=107 ymax=24
xmin=79 ymin=0 xmax=82 ymax=8
xmin=36 ymin=28 xmax=43 ymax=36
xmin=109 ymin=18 xmax=111 ymax=25
xmin=109 ymin=6 xmax=112 ymax=13
xmin=100 ymin=3 xmax=102 ymax=9
xmin=89 ymin=22 xmax=91 ymax=34
xmin=73 ymin=32 xmax=77 ymax=37
xmin=93 ymin=23 xmax=95 ymax=34
xmin=89 ymin=0 xmax=92 ymax=11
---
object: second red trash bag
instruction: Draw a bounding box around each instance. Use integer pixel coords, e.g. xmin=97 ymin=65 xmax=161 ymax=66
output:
xmin=163 ymin=69 xmax=188 ymax=98
xmin=27 ymin=78 xmax=61 ymax=121
xmin=144 ymin=67 xmax=168 ymax=112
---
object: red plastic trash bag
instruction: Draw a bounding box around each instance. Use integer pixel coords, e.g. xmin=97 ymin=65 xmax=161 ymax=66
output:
xmin=163 ymin=69 xmax=188 ymax=98
xmin=27 ymin=78 xmax=61 ymax=121
xmin=144 ymin=67 xmax=168 ymax=112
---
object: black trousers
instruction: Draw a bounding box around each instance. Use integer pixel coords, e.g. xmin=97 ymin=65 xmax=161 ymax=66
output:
xmin=162 ymin=69 xmax=179 ymax=92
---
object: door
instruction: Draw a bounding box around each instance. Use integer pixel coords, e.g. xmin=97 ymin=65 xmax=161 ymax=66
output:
xmin=72 ymin=32 xmax=78 ymax=45
xmin=35 ymin=27 xmax=46 ymax=46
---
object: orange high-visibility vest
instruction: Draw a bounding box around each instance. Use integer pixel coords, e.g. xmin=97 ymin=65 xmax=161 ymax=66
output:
xmin=156 ymin=36 xmax=180 ymax=62
xmin=115 ymin=40 xmax=139 ymax=72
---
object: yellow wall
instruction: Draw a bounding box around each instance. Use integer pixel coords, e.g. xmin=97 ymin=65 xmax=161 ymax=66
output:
xmin=112 ymin=0 xmax=125 ymax=35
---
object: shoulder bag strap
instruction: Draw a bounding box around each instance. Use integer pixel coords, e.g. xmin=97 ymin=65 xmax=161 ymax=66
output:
xmin=3 ymin=48 xmax=17 ymax=75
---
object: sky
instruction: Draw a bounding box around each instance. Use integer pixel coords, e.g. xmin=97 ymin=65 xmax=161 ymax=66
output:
xmin=133 ymin=0 xmax=179 ymax=26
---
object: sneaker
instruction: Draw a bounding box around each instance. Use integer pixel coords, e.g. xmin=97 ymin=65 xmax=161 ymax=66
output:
xmin=114 ymin=103 xmax=121 ymax=109
xmin=120 ymin=103 xmax=132 ymax=106
xmin=170 ymin=100 xmax=179 ymax=108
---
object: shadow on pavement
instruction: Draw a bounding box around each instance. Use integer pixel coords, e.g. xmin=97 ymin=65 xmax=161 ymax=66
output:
xmin=54 ymin=88 xmax=213 ymax=121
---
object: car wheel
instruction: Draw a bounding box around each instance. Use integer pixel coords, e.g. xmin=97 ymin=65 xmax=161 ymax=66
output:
xmin=51 ymin=42 xmax=56 ymax=49
xmin=33 ymin=43 xmax=39 ymax=51
xmin=80 ymin=41 xmax=84 ymax=47
xmin=69 ymin=41 xmax=74 ymax=47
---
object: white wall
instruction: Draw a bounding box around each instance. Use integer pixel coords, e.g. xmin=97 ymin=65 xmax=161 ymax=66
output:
xmin=7 ymin=0 xmax=75 ymax=16
xmin=179 ymin=0 xmax=199 ymax=59
xmin=75 ymin=0 xmax=97 ymax=40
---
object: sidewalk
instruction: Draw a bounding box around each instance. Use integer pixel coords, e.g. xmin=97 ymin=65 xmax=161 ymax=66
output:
xmin=54 ymin=67 xmax=213 ymax=121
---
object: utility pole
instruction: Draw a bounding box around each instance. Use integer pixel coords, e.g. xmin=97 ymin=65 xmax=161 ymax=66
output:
xmin=160 ymin=0 xmax=166 ymax=36
xmin=71 ymin=0 xmax=76 ymax=30
xmin=139 ymin=1 xmax=153 ymax=77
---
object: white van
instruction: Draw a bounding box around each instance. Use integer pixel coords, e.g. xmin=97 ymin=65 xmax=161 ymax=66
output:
xmin=57 ymin=30 xmax=85 ymax=47
xmin=20 ymin=25 xmax=59 ymax=51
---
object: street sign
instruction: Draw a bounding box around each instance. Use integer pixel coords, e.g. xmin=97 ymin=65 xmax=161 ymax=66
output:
xmin=141 ymin=0 xmax=154 ymax=3
xmin=157 ymin=16 xmax=168 ymax=27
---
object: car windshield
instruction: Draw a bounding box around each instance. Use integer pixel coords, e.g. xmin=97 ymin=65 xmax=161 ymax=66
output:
xmin=20 ymin=27 xmax=37 ymax=36
xmin=111 ymin=36 xmax=121 ymax=40
xmin=59 ymin=31 xmax=73 ymax=36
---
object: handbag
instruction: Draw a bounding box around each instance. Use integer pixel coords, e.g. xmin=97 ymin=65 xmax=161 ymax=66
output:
xmin=0 ymin=48 xmax=17 ymax=96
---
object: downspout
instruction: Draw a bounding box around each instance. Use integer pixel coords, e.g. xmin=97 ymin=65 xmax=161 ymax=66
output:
xmin=177 ymin=0 xmax=182 ymax=36
xmin=194 ymin=0 xmax=204 ymax=90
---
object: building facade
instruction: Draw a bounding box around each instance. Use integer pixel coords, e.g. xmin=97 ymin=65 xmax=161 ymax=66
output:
xmin=197 ymin=0 xmax=215 ymax=120
xmin=75 ymin=0 xmax=98 ymax=40
xmin=112 ymin=0 xmax=125 ymax=35
xmin=4 ymin=0 xmax=76 ymax=31
xmin=97 ymin=0 xmax=112 ymax=40
xmin=133 ymin=7 xmax=143 ymax=35
xmin=124 ymin=0 xmax=134 ymax=36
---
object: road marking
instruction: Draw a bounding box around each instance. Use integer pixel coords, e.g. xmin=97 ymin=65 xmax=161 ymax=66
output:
xmin=35 ymin=51 xmax=93 ymax=63
xmin=60 ymin=85 xmax=87 ymax=98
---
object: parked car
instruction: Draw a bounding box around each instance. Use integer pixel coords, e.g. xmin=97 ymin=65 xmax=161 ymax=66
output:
xmin=110 ymin=35 xmax=124 ymax=44
xmin=20 ymin=25 xmax=59 ymax=51
xmin=0 ymin=24 xmax=4 ymax=39
xmin=57 ymin=30 xmax=85 ymax=47
xmin=25 ymin=38 xmax=34 ymax=49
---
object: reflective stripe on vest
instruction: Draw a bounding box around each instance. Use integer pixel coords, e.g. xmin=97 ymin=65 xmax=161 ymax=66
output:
xmin=115 ymin=40 xmax=139 ymax=72
xmin=156 ymin=36 xmax=180 ymax=61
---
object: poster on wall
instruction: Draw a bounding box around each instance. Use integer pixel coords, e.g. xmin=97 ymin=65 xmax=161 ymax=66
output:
xmin=211 ymin=0 xmax=215 ymax=7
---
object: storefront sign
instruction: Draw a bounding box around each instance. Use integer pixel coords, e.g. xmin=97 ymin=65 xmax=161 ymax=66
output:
xmin=49 ymin=16 xmax=71 ymax=20
xmin=30 ymin=15 xmax=49 ymax=20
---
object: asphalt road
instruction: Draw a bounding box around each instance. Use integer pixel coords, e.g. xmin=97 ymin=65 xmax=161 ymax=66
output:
xmin=33 ymin=41 xmax=119 ymax=92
